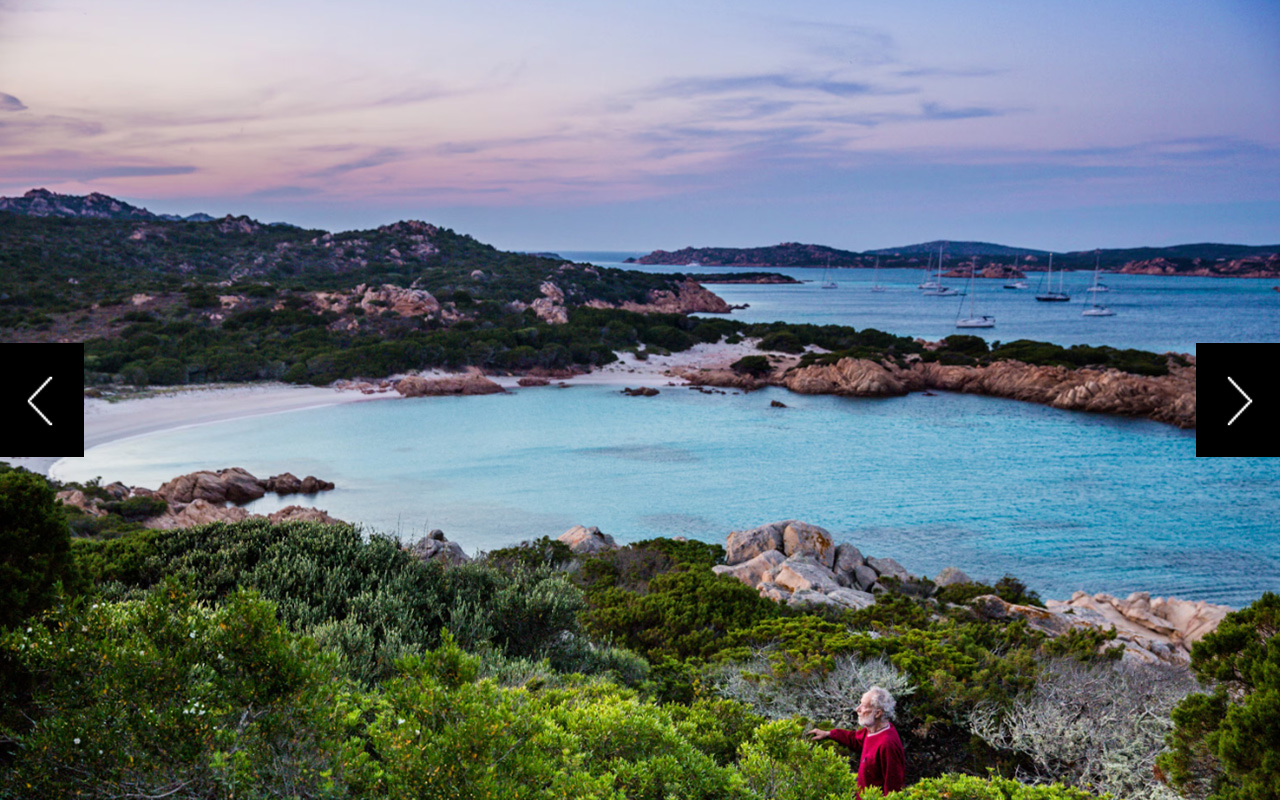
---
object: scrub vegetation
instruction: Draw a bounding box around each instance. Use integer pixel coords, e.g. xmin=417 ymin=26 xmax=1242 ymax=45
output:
xmin=0 ymin=210 xmax=1183 ymax=387
xmin=3 ymin=463 xmax=1270 ymax=798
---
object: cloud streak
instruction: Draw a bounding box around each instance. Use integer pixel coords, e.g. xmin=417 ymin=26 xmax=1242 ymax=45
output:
xmin=305 ymin=147 xmax=409 ymax=179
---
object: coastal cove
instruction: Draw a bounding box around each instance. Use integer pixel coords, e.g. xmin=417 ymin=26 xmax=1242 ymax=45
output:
xmin=54 ymin=382 xmax=1276 ymax=609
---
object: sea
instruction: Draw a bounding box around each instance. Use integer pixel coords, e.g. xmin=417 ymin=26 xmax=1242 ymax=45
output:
xmin=55 ymin=255 xmax=1280 ymax=608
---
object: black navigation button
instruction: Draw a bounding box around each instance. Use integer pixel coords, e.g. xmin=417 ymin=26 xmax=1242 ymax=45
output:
xmin=2 ymin=344 xmax=84 ymax=456
xmin=1198 ymin=343 xmax=1279 ymax=457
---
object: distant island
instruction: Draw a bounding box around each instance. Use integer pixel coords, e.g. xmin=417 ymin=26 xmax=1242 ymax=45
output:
xmin=630 ymin=239 xmax=1280 ymax=277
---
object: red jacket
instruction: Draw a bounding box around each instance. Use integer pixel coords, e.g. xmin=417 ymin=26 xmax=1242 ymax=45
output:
xmin=827 ymin=724 xmax=906 ymax=796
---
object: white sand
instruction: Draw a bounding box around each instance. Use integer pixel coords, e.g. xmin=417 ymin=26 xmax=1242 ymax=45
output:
xmin=2 ymin=340 xmax=766 ymax=477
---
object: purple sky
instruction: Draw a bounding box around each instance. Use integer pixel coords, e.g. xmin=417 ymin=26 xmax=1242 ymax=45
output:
xmin=2 ymin=0 xmax=1278 ymax=251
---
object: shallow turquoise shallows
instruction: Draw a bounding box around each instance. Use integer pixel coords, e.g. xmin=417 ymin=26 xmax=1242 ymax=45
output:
xmin=58 ymin=384 xmax=1277 ymax=608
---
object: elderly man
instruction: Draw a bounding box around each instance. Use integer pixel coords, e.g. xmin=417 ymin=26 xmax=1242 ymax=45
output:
xmin=807 ymin=686 xmax=906 ymax=796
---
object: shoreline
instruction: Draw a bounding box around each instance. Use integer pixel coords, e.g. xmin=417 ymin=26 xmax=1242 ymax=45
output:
xmin=5 ymin=337 xmax=1193 ymax=479
xmin=4 ymin=340 xmax=767 ymax=478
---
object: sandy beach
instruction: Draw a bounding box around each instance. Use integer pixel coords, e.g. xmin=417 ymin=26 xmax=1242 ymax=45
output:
xmin=2 ymin=340 xmax=766 ymax=478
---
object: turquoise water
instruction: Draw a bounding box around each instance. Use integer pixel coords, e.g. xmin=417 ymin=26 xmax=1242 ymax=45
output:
xmin=58 ymin=263 xmax=1280 ymax=608
xmin=58 ymin=384 xmax=1278 ymax=608
xmin=575 ymin=256 xmax=1280 ymax=355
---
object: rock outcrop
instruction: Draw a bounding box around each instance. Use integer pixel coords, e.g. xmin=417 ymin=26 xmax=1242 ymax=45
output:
xmin=710 ymin=522 xmax=1227 ymax=665
xmin=584 ymin=279 xmax=732 ymax=314
xmin=395 ymin=374 xmax=505 ymax=397
xmin=311 ymin=283 xmax=441 ymax=318
xmin=713 ymin=520 xmax=906 ymax=610
xmin=54 ymin=467 xmax=343 ymax=530
xmin=265 ymin=472 xmax=336 ymax=495
xmin=55 ymin=489 xmax=107 ymax=517
xmin=686 ymin=356 xmax=1196 ymax=429
xmin=266 ymin=505 xmax=344 ymax=525
xmin=155 ymin=467 xmax=334 ymax=504
xmin=558 ymin=525 xmax=618 ymax=554
xmin=1043 ymin=591 xmax=1231 ymax=664
xmin=406 ymin=529 xmax=472 ymax=565
xmin=156 ymin=467 xmax=269 ymax=505
xmin=531 ymin=282 xmax=570 ymax=324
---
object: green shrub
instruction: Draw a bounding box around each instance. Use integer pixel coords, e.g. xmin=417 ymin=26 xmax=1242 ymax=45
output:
xmin=117 ymin=520 xmax=590 ymax=684
xmin=0 ymin=584 xmax=371 ymax=798
xmin=582 ymin=566 xmax=779 ymax=663
xmin=731 ymin=355 xmax=773 ymax=378
xmin=101 ymin=494 xmax=170 ymax=522
xmin=1158 ymin=592 xmax=1280 ymax=800
xmin=937 ymin=575 xmax=1043 ymax=608
xmin=941 ymin=334 xmax=990 ymax=356
xmin=483 ymin=536 xmax=574 ymax=571
xmin=0 ymin=469 xmax=80 ymax=629
xmin=667 ymin=697 xmax=766 ymax=766
xmin=71 ymin=529 xmax=160 ymax=585
xmin=757 ymin=331 xmax=805 ymax=354
xmin=736 ymin=718 xmax=858 ymax=800
xmin=892 ymin=772 xmax=1102 ymax=799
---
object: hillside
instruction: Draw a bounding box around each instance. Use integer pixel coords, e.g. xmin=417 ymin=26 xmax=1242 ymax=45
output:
xmin=0 ymin=189 xmax=742 ymax=385
xmin=868 ymin=240 xmax=1051 ymax=258
xmin=627 ymin=242 xmax=866 ymax=267
xmin=629 ymin=239 xmax=1280 ymax=276
xmin=0 ymin=187 xmax=215 ymax=222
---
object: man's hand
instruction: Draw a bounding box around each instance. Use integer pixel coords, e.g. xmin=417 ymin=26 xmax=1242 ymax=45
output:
xmin=806 ymin=728 xmax=830 ymax=742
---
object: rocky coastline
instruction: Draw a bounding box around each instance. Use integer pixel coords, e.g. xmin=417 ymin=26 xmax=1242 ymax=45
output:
xmin=57 ymin=467 xmax=343 ymax=529
xmin=678 ymin=355 xmax=1197 ymax=429
xmin=393 ymin=519 xmax=1233 ymax=667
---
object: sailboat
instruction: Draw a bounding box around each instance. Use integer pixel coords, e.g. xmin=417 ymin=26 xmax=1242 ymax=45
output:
xmin=1086 ymin=252 xmax=1110 ymax=293
xmin=821 ymin=258 xmax=837 ymax=289
xmin=1034 ymin=253 xmax=1069 ymax=302
xmin=918 ymin=251 xmax=940 ymax=290
xmin=870 ymin=256 xmax=886 ymax=292
xmin=1004 ymin=255 xmax=1028 ymax=289
xmin=1083 ymin=253 xmax=1114 ymax=316
xmin=956 ymin=257 xmax=995 ymax=328
xmin=923 ymin=244 xmax=962 ymax=296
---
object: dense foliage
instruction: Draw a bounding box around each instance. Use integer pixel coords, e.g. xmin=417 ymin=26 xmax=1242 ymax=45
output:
xmin=1159 ymin=591 xmax=1280 ymax=800
xmin=0 ymin=467 xmax=81 ymax=629
xmin=1 ymin=208 xmax=1181 ymax=387
xmin=3 ymin=467 xmax=1252 ymax=798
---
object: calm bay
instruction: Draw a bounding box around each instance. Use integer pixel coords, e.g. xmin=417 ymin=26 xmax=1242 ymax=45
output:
xmin=57 ymin=262 xmax=1280 ymax=608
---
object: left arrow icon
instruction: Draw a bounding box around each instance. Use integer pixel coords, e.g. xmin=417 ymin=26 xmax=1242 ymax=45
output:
xmin=28 ymin=376 xmax=52 ymax=426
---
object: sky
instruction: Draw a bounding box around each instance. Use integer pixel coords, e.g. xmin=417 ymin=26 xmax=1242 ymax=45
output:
xmin=1 ymin=0 xmax=1278 ymax=251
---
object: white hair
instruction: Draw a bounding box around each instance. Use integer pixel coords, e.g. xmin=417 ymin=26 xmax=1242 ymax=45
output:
xmin=864 ymin=686 xmax=897 ymax=721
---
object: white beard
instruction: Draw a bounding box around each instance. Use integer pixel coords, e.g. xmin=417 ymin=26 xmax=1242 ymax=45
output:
xmin=858 ymin=712 xmax=876 ymax=728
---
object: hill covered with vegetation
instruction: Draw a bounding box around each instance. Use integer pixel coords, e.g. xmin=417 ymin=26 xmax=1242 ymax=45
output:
xmin=2 ymin=190 xmax=1194 ymax=395
xmin=629 ymin=239 xmax=1280 ymax=276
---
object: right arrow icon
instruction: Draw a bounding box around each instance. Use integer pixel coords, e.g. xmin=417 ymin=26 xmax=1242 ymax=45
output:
xmin=1228 ymin=376 xmax=1252 ymax=426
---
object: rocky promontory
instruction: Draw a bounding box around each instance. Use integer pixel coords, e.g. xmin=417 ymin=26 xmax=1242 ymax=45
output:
xmin=56 ymin=467 xmax=342 ymax=529
xmin=705 ymin=520 xmax=1230 ymax=666
xmin=680 ymin=355 xmax=1196 ymax=429
xmin=394 ymin=373 xmax=505 ymax=397
xmin=584 ymin=278 xmax=732 ymax=314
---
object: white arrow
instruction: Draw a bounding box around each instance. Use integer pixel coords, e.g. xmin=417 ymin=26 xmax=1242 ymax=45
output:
xmin=1228 ymin=376 xmax=1252 ymax=426
xmin=28 ymin=376 xmax=52 ymax=426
